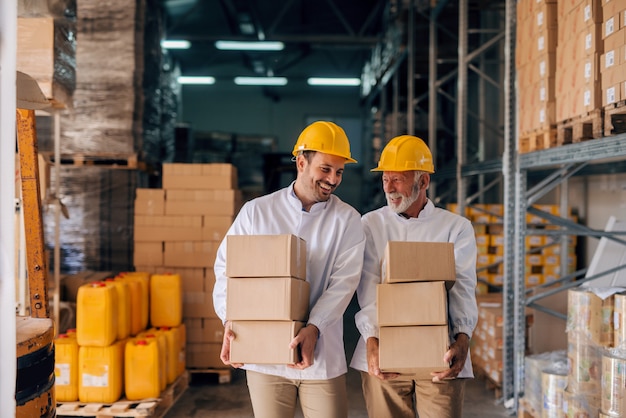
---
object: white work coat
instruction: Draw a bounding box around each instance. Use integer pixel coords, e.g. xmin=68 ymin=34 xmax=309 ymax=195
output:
xmin=213 ymin=183 xmax=366 ymax=379
xmin=350 ymin=200 xmax=478 ymax=378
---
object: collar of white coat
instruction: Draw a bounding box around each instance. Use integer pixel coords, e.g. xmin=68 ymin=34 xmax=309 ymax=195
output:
xmin=288 ymin=181 xmax=330 ymax=213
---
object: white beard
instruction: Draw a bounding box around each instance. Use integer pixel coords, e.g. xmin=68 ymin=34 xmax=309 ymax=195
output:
xmin=386 ymin=187 xmax=419 ymax=214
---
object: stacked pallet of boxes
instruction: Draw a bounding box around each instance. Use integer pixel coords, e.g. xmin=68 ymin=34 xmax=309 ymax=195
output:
xmin=377 ymin=242 xmax=455 ymax=377
xmin=225 ymin=235 xmax=310 ymax=365
xmin=516 ymin=0 xmax=558 ymax=152
xmin=555 ymin=0 xmax=604 ymax=144
xmin=133 ymin=162 xmax=241 ymax=371
xmin=601 ymin=0 xmax=626 ymax=136
xmin=471 ymin=301 xmax=504 ymax=386
xmin=448 ymin=203 xmax=577 ymax=291
xmin=17 ymin=0 xmax=76 ymax=108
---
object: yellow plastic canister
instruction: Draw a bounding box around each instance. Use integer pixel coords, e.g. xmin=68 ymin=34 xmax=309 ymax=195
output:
xmin=117 ymin=275 xmax=143 ymax=336
xmin=153 ymin=327 xmax=180 ymax=384
xmin=121 ymin=272 xmax=150 ymax=331
xmin=76 ymin=281 xmax=118 ymax=347
xmin=78 ymin=340 xmax=125 ymax=403
xmin=54 ymin=334 xmax=79 ymax=402
xmin=137 ymin=331 xmax=167 ymax=391
xmin=150 ymin=273 xmax=182 ymax=327
xmin=105 ymin=278 xmax=131 ymax=340
xmin=125 ymin=338 xmax=161 ymax=400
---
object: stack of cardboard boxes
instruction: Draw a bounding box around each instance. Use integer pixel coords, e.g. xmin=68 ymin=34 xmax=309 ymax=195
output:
xmin=448 ymin=203 xmax=578 ymax=291
xmin=377 ymin=241 xmax=456 ymax=378
xmin=516 ymin=0 xmax=558 ymax=151
xmin=133 ymin=162 xmax=241 ymax=369
xmin=471 ymin=302 xmax=505 ymax=385
xmin=225 ymin=234 xmax=310 ymax=364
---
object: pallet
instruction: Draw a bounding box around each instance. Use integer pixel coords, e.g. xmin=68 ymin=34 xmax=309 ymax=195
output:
xmin=56 ymin=371 xmax=189 ymax=417
xmin=187 ymin=367 xmax=233 ymax=384
xmin=517 ymin=397 xmax=540 ymax=418
xmin=556 ymin=108 xmax=603 ymax=146
xmin=519 ymin=128 xmax=557 ymax=153
xmin=604 ymin=100 xmax=626 ymax=136
xmin=41 ymin=152 xmax=139 ymax=170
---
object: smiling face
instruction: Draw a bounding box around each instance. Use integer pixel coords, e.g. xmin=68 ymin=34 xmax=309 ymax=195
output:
xmin=293 ymin=151 xmax=346 ymax=211
xmin=382 ymin=170 xmax=430 ymax=218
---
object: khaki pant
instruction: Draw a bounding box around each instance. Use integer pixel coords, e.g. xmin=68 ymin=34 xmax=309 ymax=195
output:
xmin=360 ymin=372 xmax=466 ymax=418
xmin=246 ymin=370 xmax=348 ymax=418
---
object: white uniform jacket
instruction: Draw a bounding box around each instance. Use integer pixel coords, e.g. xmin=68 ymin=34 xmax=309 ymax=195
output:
xmin=350 ymin=200 xmax=478 ymax=378
xmin=213 ymin=182 xmax=366 ymax=380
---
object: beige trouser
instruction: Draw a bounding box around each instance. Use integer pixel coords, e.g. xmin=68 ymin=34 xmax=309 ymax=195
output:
xmin=246 ymin=370 xmax=348 ymax=418
xmin=360 ymin=372 xmax=466 ymax=418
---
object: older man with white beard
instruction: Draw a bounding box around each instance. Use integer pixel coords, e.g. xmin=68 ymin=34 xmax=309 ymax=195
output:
xmin=350 ymin=135 xmax=478 ymax=418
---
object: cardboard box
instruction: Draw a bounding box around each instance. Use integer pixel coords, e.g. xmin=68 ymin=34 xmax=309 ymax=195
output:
xmin=164 ymin=241 xmax=218 ymax=268
xmin=202 ymin=216 xmax=233 ymax=242
xmin=379 ymin=325 xmax=450 ymax=378
xmin=153 ymin=267 xmax=205 ymax=292
xmin=133 ymin=242 xmax=163 ymax=266
xmin=162 ymin=163 xmax=237 ymax=190
xmin=17 ymin=17 xmax=75 ymax=105
xmin=134 ymin=215 xmax=204 ymax=242
xmin=226 ymin=277 xmax=310 ymax=321
xmin=230 ymin=321 xmax=305 ymax=364
xmin=183 ymin=290 xmax=218 ymax=318
xmin=165 ymin=189 xmax=242 ymax=217
xmin=377 ymin=281 xmax=448 ymax=326
xmin=382 ymin=242 xmax=456 ymax=286
xmin=134 ymin=189 xmax=165 ymax=216
xmin=184 ymin=318 xmax=224 ymax=343
xmin=186 ymin=343 xmax=223 ymax=368
xmin=226 ymin=235 xmax=307 ymax=280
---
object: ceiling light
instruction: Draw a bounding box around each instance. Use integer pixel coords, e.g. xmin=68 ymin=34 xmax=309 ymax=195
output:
xmin=307 ymin=77 xmax=362 ymax=86
xmin=215 ymin=40 xmax=285 ymax=51
xmin=234 ymin=76 xmax=288 ymax=86
xmin=161 ymin=39 xmax=191 ymax=49
xmin=178 ymin=76 xmax=216 ymax=85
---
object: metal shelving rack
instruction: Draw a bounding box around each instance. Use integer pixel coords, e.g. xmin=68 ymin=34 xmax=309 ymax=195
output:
xmin=362 ymin=0 xmax=626 ymax=413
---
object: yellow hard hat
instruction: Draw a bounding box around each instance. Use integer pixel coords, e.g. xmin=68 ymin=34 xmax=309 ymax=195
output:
xmin=292 ymin=121 xmax=357 ymax=164
xmin=371 ymin=135 xmax=435 ymax=173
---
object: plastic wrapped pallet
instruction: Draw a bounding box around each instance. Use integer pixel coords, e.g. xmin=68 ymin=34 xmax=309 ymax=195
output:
xmin=523 ymin=350 xmax=567 ymax=414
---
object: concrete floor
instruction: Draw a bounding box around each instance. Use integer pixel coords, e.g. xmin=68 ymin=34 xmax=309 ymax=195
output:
xmin=165 ymin=367 xmax=513 ymax=418
xmin=165 ymin=298 xmax=514 ymax=418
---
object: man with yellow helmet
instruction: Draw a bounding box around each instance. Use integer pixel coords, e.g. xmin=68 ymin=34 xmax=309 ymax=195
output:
xmin=213 ymin=121 xmax=365 ymax=418
xmin=350 ymin=135 xmax=478 ymax=418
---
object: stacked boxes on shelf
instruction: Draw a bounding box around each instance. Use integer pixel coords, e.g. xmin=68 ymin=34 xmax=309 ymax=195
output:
xmin=601 ymin=0 xmax=626 ymax=106
xmin=516 ymin=0 xmax=558 ymax=151
xmin=377 ymin=242 xmax=456 ymax=378
xmin=225 ymin=235 xmax=310 ymax=364
xmin=472 ymin=295 xmax=533 ymax=387
xmin=16 ymin=5 xmax=76 ymax=107
xmin=556 ymin=0 xmax=603 ymax=121
xmin=471 ymin=301 xmax=504 ymax=385
xmin=133 ymin=162 xmax=241 ymax=370
xmin=447 ymin=203 xmax=577 ymax=290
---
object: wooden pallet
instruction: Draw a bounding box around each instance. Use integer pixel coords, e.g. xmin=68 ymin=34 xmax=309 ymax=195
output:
xmin=517 ymin=397 xmax=540 ymax=418
xmin=41 ymin=152 xmax=139 ymax=169
xmin=56 ymin=371 xmax=189 ymax=417
xmin=556 ymin=109 xmax=603 ymax=146
xmin=519 ymin=128 xmax=557 ymax=153
xmin=187 ymin=367 xmax=233 ymax=384
xmin=604 ymin=100 xmax=626 ymax=136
